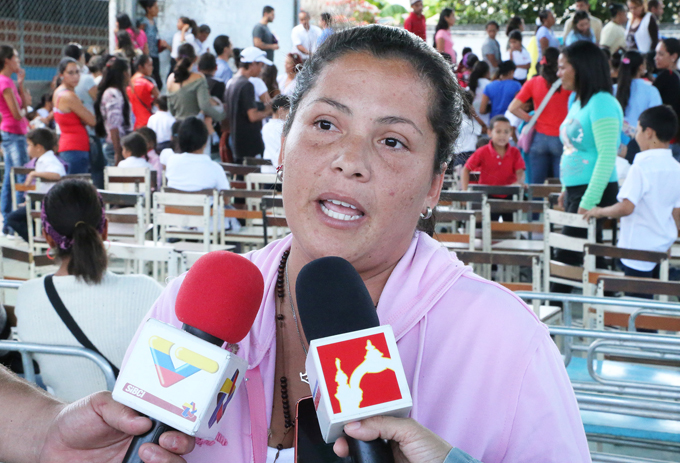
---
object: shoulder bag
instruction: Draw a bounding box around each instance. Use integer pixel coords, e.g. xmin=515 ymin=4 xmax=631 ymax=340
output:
xmin=517 ymin=78 xmax=563 ymax=153
xmin=44 ymin=275 xmax=120 ymax=378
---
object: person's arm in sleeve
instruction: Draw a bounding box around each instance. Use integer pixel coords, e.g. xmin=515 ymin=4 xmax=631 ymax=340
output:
xmin=579 ymin=100 xmax=621 ymax=211
xmin=462 ymin=151 xmax=482 ymax=190
xmin=648 ymin=15 xmax=659 ymax=52
xmin=197 ymin=78 xmax=225 ymax=121
xmin=585 ymin=164 xmax=642 ymax=219
xmin=500 ymin=333 xmax=591 ymax=462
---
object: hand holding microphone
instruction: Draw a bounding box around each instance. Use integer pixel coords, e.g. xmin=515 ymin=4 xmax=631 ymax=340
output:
xmin=333 ymin=417 xmax=453 ymax=463
xmin=113 ymin=251 xmax=264 ymax=463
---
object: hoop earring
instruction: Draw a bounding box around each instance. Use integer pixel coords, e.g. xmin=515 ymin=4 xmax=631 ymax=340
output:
xmin=104 ymin=240 xmax=111 ymax=251
xmin=276 ymin=165 xmax=284 ymax=183
xmin=420 ymin=206 xmax=433 ymax=220
xmin=46 ymin=248 xmax=56 ymax=260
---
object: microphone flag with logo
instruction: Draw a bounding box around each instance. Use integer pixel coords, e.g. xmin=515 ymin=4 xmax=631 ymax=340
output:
xmin=112 ymin=251 xmax=264 ymax=463
xmin=296 ymin=256 xmax=412 ymax=447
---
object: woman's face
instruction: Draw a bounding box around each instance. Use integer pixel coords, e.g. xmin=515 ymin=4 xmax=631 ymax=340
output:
xmin=5 ymin=51 xmax=20 ymax=74
xmin=627 ymin=1 xmax=644 ymax=18
xmin=285 ymin=56 xmax=296 ymax=74
xmin=446 ymin=12 xmax=456 ymax=27
xmin=176 ymin=18 xmax=184 ymax=30
xmin=543 ymin=12 xmax=555 ymax=28
xmin=280 ymin=53 xmax=442 ymax=273
xmin=557 ymin=54 xmax=576 ymax=91
xmin=140 ymin=59 xmax=154 ymax=76
xmin=655 ymin=42 xmax=677 ymax=71
xmin=61 ymin=62 xmax=81 ymax=88
xmin=576 ymin=18 xmax=590 ymax=35
xmin=147 ymin=2 xmax=159 ymax=17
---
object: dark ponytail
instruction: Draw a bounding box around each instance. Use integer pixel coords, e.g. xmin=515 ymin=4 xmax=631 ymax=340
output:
xmin=540 ymin=47 xmax=560 ymax=86
xmin=615 ymin=50 xmax=643 ymax=111
xmin=469 ymin=60 xmax=490 ymax=94
xmin=95 ymin=55 xmax=131 ymax=138
xmin=174 ymin=43 xmax=196 ymax=84
xmin=433 ymin=8 xmax=453 ymax=48
xmin=44 ymin=180 xmax=108 ymax=284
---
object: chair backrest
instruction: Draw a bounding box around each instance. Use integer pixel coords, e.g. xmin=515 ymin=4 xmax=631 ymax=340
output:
xmin=488 ymin=199 xmax=545 ymax=234
xmin=470 ymin=184 xmax=524 ymax=200
xmin=543 ymin=205 xmax=596 ymax=293
xmin=243 ymin=158 xmax=273 ymax=167
xmin=245 ymin=173 xmax=277 ymax=191
xmin=104 ymin=167 xmax=153 ymax=223
xmin=261 ymin=196 xmax=288 ymax=246
xmin=153 ymin=191 xmax=213 ymax=252
xmin=597 ymin=277 xmax=680 ymax=331
xmin=220 ymin=163 xmax=261 ymax=179
xmin=434 ymin=210 xmax=478 ymax=250
xmin=527 ymin=184 xmax=562 ymax=200
xmin=107 ymin=242 xmax=180 ymax=282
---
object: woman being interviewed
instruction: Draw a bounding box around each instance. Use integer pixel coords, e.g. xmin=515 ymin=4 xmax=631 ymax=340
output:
xmin=126 ymin=26 xmax=589 ymax=463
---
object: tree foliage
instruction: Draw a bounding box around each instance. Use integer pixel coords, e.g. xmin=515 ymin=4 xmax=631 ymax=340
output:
xmin=380 ymin=0 xmax=679 ymax=26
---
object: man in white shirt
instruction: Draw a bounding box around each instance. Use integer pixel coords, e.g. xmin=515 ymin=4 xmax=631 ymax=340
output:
xmin=584 ymin=106 xmax=680 ymax=289
xmin=147 ymin=96 xmax=176 ymax=152
xmin=261 ymin=95 xmax=290 ymax=173
xmin=196 ymin=24 xmax=212 ymax=55
xmin=291 ymin=10 xmax=322 ymax=60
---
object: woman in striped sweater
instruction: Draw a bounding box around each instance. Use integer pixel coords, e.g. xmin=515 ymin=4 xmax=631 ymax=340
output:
xmin=553 ymin=41 xmax=623 ymax=289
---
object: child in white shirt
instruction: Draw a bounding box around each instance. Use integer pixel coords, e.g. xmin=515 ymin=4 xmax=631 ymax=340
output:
xmin=6 ymin=128 xmax=65 ymax=241
xmin=584 ymin=105 xmax=680 ymax=289
xmin=261 ymin=95 xmax=290 ymax=174
xmin=147 ymin=96 xmax=176 ymax=152
xmin=508 ymin=30 xmax=531 ymax=84
xmin=118 ymin=133 xmax=153 ymax=169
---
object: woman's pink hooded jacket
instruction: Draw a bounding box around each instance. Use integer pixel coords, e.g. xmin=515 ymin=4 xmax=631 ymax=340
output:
xmin=125 ymin=232 xmax=591 ymax=463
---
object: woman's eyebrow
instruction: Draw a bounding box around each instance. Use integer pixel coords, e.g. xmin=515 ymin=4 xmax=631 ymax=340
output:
xmin=376 ymin=116 xmax=423 ymax=136
xmin=312 ymin=97 xmax=352 ymax=115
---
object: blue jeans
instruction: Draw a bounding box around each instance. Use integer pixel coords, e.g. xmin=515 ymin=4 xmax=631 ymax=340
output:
xmin=528 ymin=132 xmax=563 ymax=184
xmin=103 ymin=142 xmax=116 ymax=167
xmin=1 ymin=131 xmax=28 ymax=231
xmin=60 ymin=150 xmax=89 ymax=174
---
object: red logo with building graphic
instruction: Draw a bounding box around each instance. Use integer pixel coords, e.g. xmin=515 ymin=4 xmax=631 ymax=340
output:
xmin=316 ymin=333 xmax=402 ymax=414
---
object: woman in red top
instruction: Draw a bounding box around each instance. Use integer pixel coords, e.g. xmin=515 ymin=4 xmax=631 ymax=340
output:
xmin=508 ymin=47 xmax=572 ymax=184
xmin=127 ymin=54 xmax=158 ymax=129
xmin=53 ymin=58 xmax=96 ymax=174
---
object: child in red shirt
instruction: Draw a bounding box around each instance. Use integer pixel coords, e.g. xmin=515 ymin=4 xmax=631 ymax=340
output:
xmin=461 ymin=115 xmax=525 ymax=190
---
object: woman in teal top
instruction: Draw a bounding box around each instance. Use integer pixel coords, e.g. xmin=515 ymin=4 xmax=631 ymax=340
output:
xmin=554 ymin=41 xmax=623 ymax=288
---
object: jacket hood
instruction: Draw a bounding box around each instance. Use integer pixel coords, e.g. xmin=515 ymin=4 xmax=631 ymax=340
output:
xmin=242 ymin=231 xmax=472 ymax=366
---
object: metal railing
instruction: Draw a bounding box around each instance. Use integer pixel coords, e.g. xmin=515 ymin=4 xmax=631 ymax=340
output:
xmin=0 ymin=340 xmax=116 ymax=390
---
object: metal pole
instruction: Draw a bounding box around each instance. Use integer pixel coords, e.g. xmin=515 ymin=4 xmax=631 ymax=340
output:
xmin=109 ymin=0 xmax=117 ymax=54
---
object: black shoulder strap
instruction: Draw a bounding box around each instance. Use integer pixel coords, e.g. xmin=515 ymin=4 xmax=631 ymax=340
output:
xmin=44 ymin=275 xmax=120 ymax=378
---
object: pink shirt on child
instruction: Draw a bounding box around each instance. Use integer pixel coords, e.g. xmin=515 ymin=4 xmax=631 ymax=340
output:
xmin=0 ymin=74 xmax=28 ymax=134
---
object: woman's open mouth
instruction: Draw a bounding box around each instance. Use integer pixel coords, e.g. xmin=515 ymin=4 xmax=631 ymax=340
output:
xmin=319 ymin=199 xmax=365 ymax=221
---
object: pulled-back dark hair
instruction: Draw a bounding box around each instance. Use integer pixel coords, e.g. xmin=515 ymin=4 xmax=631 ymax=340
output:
xmin=139 ymin=0 xmax=157 ymax=12
xmin=538 ymin=9 xmax=552 ymax=29
xmin=133 ymin=54 xmax=151 ymax=73
xmin=540 ymin=47 xmax=560 ymax=86
xmin=661 ymin=38 xmax=680 ymax=64
xmin=283 ymin=25 xmax=465 ymax=175
xmin=506 ymin=16 xmax=523 ymax=36
xmin=468 ymin=60 xmax=490 ymax=94
xmin=179 ymin=17 xmax=198 ymax=36
xmin=95 ymin=55 xmax=131 ymax=138
xmin=562 ymin=41 xmax=612 ymax=106
xmin=615 ymin=50 xmax=644 ymax=111
xmin=573 ymin=11 xmax=591 ymax=37
xmin=116 ymin=30 xmax=136 ymax=62
xmin=433 ymin=8 xmax=453 ymax=48
xmin=63 ymin=43 xmax=82 ymax=61
xmin=174 ymin=43 xmax=196 ymax=84
xmin=609 ymin=3 xmax=626 ymax=18
xmin=44 ymin=179 xmax=107 ymax=284
xmin=495 ymin=60 xmax=516 ymax=79
xmin=0 ymin=45 xmax=15 ymax=71
xmin=116 ymin=13 xmax=135 ymax=33
xmin=58 ymin=57 xmax=79 ymax=75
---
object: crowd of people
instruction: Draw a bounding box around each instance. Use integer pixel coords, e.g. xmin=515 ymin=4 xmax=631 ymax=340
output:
xmin=0 ymin=2 xmax=679 ymax=463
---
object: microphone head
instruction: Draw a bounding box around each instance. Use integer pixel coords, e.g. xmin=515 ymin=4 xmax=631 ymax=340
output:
xmin=175 ymin=251 xmax=264 ymax=344
xmin=296 ymin=256 xmax=379 ymax=342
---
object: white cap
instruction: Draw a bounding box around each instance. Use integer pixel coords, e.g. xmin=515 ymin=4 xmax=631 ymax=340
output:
xmin=240 ymin=47 xmax=273 ymax=65
xmin=410 ymin=0 xmax=422 ymax=5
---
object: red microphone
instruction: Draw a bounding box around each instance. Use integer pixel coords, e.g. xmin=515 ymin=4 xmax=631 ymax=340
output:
xmin=113 ymin=251 xmax=264 ymax=463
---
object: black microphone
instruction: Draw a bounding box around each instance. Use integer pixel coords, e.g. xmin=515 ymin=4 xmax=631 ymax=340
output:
xmin=297 ymin=256 xmax=397 ymax=463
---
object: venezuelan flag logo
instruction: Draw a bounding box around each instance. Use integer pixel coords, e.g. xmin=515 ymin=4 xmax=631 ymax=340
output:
xmin=149 ymin=336 xmax=219 ymax=387
xmin=208 ymin=370 xmax=240 ymax=428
